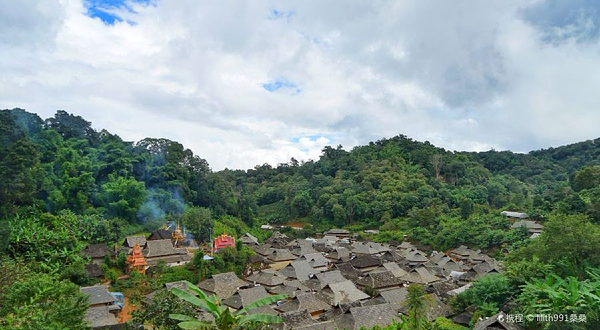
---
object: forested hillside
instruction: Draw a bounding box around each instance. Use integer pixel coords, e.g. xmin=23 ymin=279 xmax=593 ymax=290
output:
xmin=1 ymin=108 xmax=600 ymax=329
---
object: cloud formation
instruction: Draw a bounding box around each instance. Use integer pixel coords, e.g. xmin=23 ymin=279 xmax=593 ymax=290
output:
xmin=1 ymin=0 xmax=599 ymax=170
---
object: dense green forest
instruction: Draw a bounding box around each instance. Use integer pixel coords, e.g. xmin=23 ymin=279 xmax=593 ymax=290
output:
xmin=1 ymin=108 xmax=599 ymax=329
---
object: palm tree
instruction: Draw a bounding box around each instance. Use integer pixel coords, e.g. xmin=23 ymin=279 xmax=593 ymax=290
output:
xmin=169 ymin=281 xmax=287 ymax=330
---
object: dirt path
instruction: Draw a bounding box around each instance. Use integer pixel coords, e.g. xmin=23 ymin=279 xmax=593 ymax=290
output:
xmin=118 ymin=296 xmax=135 ymax=323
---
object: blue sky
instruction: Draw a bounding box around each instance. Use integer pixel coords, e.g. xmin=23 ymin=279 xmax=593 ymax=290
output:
xmin=262 ymin=79 xmax=301 ymax=94
xmin=85 ymin=0 xmax=153 ymax=24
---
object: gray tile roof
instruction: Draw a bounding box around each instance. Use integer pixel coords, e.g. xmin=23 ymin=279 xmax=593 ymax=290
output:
xmin=82 ymin=243 xmax=112 ymax=259
xmin=299 ymin=252 xmax=330 ymax=268
xmin=238 ymin=285 xmax=271 ymax=308
xmin=253 ymin=244 xmax=275 ymax=256
xmin=324 ymin=229 xmax=350 ymax=235
xmin=347 ymin=303 xmax=398 ymax=330
xmin=294 ymin=320 xmax=337 ymax=330
xmin=335 ymin=263 xmax=364 ymax=281
xmin=278 ymin=260 xmax=319 ymax=281
xmin=124 ymin=236 xmax=146 ymax=247
xmin=197 ymin=272 xmax=247 ymax=299
xmin=269 ymin=248 xmax=297 ymax=262
xmin=501 ymin=211 xmax=529 ymax=219
xmin=291 ymin=245 xmax=318 ymax=256
xmin=81 ymin=285 xmax=117 ymax=306
xmin=281 ymin=309 xmax=315 ymax=328
xmin=315 ymin=270 xmax=347 ymax=289
xmin=326 ymin=246 xmax=350 ymax=261
xmin=84 ymin=305 xmax=118 ymax=328
xmin=144 ymin=239 xmax=178 ymax=257
xmin=222 ymin=293 xmax=242 ymax=309
xmin=240 ymin=233 xmax=259 ymax=245
xmin=382 ymin=262 xmax=408 ymax=278
xmin=402 ymin=267 xmax=441 ymax=284
xmin=246 ymin=270 xmax=287 ymax=287
xmin=356 ymin=270 xmax=404 ymax=289
xmin=380 ymin=287 xmax=409 ymax=311
xmin=277 ymin=292 xmax=331 ymax=314
xmin=323 ymin=280 xmax=370 ymax=305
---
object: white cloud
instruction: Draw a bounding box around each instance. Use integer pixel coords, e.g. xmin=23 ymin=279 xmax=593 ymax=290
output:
xmin=1 ymin=0 xmax=599 ymax=169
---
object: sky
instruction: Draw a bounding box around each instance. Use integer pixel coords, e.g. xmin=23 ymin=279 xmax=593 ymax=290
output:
xmin=1 ymin=0 xmax=599 ymax=170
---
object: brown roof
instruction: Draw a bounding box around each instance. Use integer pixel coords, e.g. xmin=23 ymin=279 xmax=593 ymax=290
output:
xmin=335 ymin=263 xmax=364 ymax=281
xmin=85 ymin=263 xmax=104 ymax=278
xmin=148 ymin=229 xmax=172 ymax=241
xmin=350 ymin=255 xmax=381 ymax=269
xmin=82 ymin=243 xmax=112 ymax=259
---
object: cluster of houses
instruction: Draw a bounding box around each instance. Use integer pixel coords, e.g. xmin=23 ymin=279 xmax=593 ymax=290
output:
xmin=78 ymin=211 xmax=536 ymax=329
xmin=138 ymin=229 xmax=518 ymax=330
xmin=80 ymin=226 xmax=201 ymax=328
xmin=501 ymin=211 xmax=544 ymax=239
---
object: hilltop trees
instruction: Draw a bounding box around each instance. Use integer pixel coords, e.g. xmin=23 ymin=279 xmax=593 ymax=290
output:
xmin=183 ymin=206 xmax=214 ymax=243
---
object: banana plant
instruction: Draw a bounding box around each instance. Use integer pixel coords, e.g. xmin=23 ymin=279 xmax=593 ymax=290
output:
xmin=169 ymin=281 xmax=287 ymax=330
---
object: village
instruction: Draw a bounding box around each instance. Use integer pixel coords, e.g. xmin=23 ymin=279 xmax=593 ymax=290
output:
xmin=77 ymin=212 xmax=543 ymax=330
